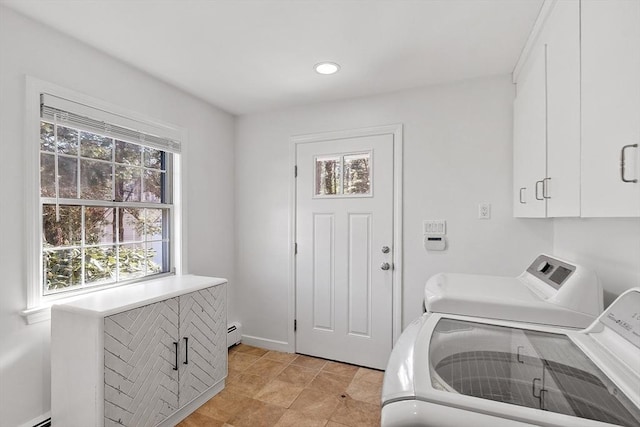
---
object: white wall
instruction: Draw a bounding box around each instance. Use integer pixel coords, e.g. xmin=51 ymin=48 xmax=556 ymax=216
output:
xmin=0 ymin=7 xmax=237 ymax=426
xmin=235 ymin=75 xmax=554 ymax=346
xmin=554 ymin=218 xmax=640 ymax=306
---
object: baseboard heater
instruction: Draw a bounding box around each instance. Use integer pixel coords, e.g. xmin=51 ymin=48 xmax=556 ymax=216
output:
xmin=227 ymin=322 xmax=242 ymax=347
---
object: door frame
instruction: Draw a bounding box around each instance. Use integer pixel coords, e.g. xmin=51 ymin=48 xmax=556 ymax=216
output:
xmin=287 ymin=124 xmax=404 ymax=354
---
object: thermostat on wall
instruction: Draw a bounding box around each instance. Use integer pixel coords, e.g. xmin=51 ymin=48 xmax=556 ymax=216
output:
xmin=424 ymin=235 xmax=446 ymax=251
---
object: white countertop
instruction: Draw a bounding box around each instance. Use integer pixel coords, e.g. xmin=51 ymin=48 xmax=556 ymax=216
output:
xmin=51 ymin=275 xmax=226 ymax=317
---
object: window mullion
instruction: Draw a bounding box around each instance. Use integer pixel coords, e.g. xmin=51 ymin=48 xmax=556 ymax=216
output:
xmin=81 ymin=205 xmax=85 ymax=287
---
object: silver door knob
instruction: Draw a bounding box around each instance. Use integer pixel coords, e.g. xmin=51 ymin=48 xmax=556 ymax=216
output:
xmin=381 ymin=246 xmax=390 ymax=254
xmin=380 ymin=262 xmax=391 ymax=271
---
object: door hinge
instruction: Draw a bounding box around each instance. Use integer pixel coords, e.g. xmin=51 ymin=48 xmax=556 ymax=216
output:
xmin=294 ymin=242 xmax=298 ymax=255
xmin=294 ymin=165 xmax=298 ymax=178
xmin=294 ymin=319 xmax=297 ymax=332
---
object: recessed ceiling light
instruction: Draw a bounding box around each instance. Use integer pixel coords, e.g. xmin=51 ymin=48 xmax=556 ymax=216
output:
xmin=315 ymin=62 xmax=340 ymax=75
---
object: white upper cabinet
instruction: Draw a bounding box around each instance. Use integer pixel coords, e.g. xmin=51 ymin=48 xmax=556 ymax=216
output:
xmin=581 ymin=0 xmax=640 ymax=217
xmin=514 ymin=43 xmax=547 ymax=218
xmin=513 ymin=0 xmax=581 ymax=218
xmin=545 ymin=0 xmax=581 ymax=217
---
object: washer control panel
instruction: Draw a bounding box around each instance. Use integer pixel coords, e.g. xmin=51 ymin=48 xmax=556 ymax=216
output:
xmin=600 ymin=289 xmax=640 ymax=349
xmin=526 ymin=254 xmax=576 ymax=290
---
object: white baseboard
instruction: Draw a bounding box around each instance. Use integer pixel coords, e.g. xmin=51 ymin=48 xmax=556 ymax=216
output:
xmin=158 ymin=379 xmax=225 ymax=427
xmin=241 ymin=334 xmax=293 ymax=353
xmin=18 ymin=412 xmax=50 ymax=427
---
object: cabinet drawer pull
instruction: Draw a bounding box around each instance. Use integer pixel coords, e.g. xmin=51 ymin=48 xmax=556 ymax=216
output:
xmin=543 ymin=177 xmax=551 ymax=199
xmin=621 ymin=144 xmax=638 ymax=183
xmin=519 ymin=188 xmax=526 ymax=204
xmin=535 ymin=180 xmax=544 ymax=201
xmin=183 ymin=337 xmax=189 ymax=365
xmin=173 ymin=342 xmax=178 ymax=371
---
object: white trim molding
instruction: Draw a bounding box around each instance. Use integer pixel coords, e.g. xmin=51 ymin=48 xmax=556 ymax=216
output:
xmin=288 ymin=123 xmax=404 ymax=356
xmin=23 ymin=76 xmax=187 ymax=324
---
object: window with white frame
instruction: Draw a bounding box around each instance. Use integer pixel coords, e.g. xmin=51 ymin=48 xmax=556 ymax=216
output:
xmin=37 ymin=93 xmax=180 ymax=297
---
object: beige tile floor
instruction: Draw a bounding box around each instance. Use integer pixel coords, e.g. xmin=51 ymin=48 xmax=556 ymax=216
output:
xmin=178 ymin=344 xmax=384 ymax=427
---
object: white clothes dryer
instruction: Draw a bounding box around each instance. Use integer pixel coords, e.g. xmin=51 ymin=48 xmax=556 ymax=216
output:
xmin=381 ymin=288 xmax=640 ymax=427
xmin=424 ymin=254 xmax=603 ymax=328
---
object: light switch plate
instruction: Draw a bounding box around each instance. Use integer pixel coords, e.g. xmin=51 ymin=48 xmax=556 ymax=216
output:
xmin=423 ymin=220 xmax=446 ymax=235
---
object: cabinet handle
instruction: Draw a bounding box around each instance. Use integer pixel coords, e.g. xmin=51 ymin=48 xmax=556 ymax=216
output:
xmin=516 ymin=345 xmax=525 ymax=363
xmin=621 ymin=144 xmax=638 ymax=183
xmin=173 ymin=342 xmax=178 ymax=371
xmin=543 ymin=177 xmax=551 ymax=199
xmin=519 ymin=188 xmax=526 ymax=204
xmin=183 ymin=337 xmax=189 ymax=365
xmin=535 ymin=180 xmax=544 ymax=201
xmin=532 ymin=377 xmax=542 ymax=398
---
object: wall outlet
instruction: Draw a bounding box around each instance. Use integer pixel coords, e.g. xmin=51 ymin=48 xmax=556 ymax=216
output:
xmin=478 ymin=203 xmax=491 ymax=219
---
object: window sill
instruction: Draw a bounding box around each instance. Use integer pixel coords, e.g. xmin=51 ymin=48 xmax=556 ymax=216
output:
xmin=20 ymin=305 xmax=53 ymax=324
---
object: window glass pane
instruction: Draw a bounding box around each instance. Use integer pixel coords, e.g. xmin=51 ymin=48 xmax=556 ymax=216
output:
xmin=56 ymin=125 xmax=78 ymax=155
xmin=115 ymin=140 xmax=142 ymax=166
xmin=144 ymin=147 xmax=163 ymax=169
xmin=80 ymin=131 xmax=112 ymax=161
xmin=85 ymin=207 xmax=115 ymax=245
xmin=119 ymin=208 xmax=144 ymax=242
xmin=118 ymin=244 xmax=147 ymax=280
xmin=40 ymin=153 xmax=55 ymax=197
xmin=315 ymin=156 xmax=341 ymax=196
xmin=146 ymin=241 xmax=166 ymax=274
xmin=80 ymin=159 xmax=112 ymax=200
xmin=343 ymin=153 xmax=371 ymax=195
xmin=42 ymin=205 xmax=82 ymax=247
xmin=40 ymin=122 xmax=55 ymax=152
xmin=143 ymin=169 xmax=163 ymax=203
xmin=59 ymin=156 xmax=79 ymax=198
xmin=115 ymin=165 xmax=141 ymax=202
xmin=145 ymin=209 xmax=164 ymax=240
xmin=84 ymin=246 xmax=116 ymax=285
xmin=44 ymin=248 xmax=81 ymax=292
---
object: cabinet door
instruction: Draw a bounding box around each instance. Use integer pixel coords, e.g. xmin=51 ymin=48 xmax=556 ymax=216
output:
xmin=514 ymin=43 xmax=547 ymax=218
xmin=582 ymin=0 xmax=640 ymax=217
xmin=104 ymin=298 xmax=179 ymax=427
xmin=178 ymin=284 xmax=227 ymax=407
xmin=545 ymin=0 xmax=581 ymax=217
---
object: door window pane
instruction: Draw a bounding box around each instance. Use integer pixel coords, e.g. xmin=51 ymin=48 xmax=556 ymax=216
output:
xmin=315 ymin=156 xmax=341 ymax=196
xmin=344 ymin=153 xmax=370 ymax=195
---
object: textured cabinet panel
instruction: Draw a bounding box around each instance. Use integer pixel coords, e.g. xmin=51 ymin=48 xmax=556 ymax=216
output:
xmin=104 ymin=298 xmax=179 ymax=427
xmin=178 ymin=285 xmax=227 ymax=406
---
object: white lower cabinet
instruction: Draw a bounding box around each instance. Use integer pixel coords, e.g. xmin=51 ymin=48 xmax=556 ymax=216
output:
xmin=52 ymin=275 xmax=227 ymax=427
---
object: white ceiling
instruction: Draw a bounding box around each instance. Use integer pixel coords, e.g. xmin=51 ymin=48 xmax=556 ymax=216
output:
xmin=2 ymin=0 xmax=543 ymax=115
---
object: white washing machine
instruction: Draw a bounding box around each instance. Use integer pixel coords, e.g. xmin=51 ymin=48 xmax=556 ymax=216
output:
xmin=381 ymin=288 xmax=640 ymax=427
xmin=424 ymin=254 xmax=603 ymax=328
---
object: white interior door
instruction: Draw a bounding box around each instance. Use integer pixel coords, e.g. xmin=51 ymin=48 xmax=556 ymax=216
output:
xmin=295 ymin=134 xmax=393 ymax=370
